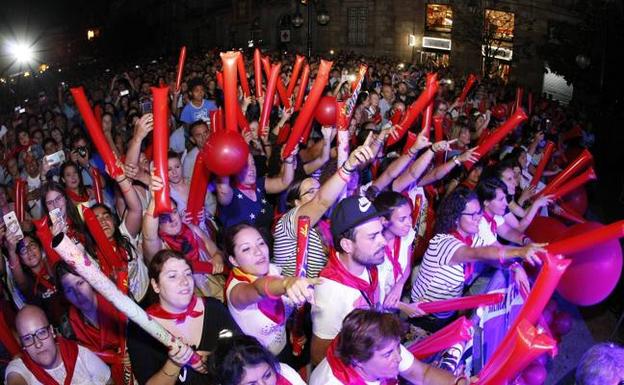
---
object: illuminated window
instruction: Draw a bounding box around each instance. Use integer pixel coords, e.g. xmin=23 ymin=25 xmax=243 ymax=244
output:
xmin=484 ymin=9 xmax=515 ymax=41
xmin=426 ymin=4 xmax=453 ymax=33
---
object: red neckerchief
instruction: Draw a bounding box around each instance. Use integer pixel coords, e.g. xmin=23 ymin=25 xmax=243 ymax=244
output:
xmin=20 ymin=336 xmax=79 ymax=385
xmin=384 ymin=237 xmax=402 ymax=281
xmin=482 ymin=211 xmax=498 ymax=234
xmin=320 ymin=248 xmax=379 ymax=307
xmin=159 ymin=224 xmax=207 ymax=267
xmin=146 ymin=295 xmax=204 ymax=324
xmin=326 ymin=337 xmax=397 ymax=385
xmin=33 ymin=267 xmax=56 ymax=296
xmin=225 ymin=268 xmax=286 ymax=325
xmin=276 ymin=373 xmax=293 ymax=385
xmin=65 ymin=188 xmax=89 ymax=204
xmin=450 ymin=231 xmax=474 ymax=281
xmin=235 ymin=182 xmax=257 ymax=191
xmin=68 ymin=295 xmax=129 ymax=385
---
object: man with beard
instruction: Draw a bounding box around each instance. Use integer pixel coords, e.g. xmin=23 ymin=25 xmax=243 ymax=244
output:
xmin=310 ymin=196 xmax=390 ymax=365
xmin=5 ymin=305 xmax=111 ymax=385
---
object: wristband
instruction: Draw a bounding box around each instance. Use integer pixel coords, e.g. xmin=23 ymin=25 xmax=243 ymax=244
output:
xmin=337 ymin=168 xmax=351 ymax=182
xmin=342 ymin=163 xmax=355 ymax=173
xmin=453 ymin=156 xmax=461 ymax=166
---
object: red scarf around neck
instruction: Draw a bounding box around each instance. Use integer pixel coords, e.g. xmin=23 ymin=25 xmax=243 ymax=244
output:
xmin=326 ymin=337 xmax=397 ymax=385
xmin=225 ymin=268 xmax=286 ymax=325
xmin=146 ymin=295 xmax=204 ymax=324
xmin=482 ymin=211 xmax=498 ymax=235
xmin=20 ymin=336 xmax=79 ymax=385
xmin=65 ymin=188 xmax=89 ymax=204
xmin=450 ymin=230 xmax=474 ymax=281
xmin=235 ymin=181 xmax=257 ymax=192
xmin=320 ymin=248 xmax=379 ymax=307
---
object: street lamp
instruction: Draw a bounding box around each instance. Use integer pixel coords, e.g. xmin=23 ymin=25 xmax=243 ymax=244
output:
xmin=292 ymin=0 xmax=330 ymax=57
xmin=7 ymin=41 xmax=34 ymax=64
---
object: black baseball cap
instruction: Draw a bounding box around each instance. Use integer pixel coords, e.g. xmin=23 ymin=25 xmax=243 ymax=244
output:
xmin=330 ymin=196 xmax=387 ymax=244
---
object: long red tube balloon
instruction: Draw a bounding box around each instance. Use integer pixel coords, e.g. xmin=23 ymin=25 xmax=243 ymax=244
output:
xmin=554 ymin=204 xmax=586 ymax=224
xmin=33 ymin=216 xmax=61 ymax=266
xmin=292 ymin=215 xmax=311 ymax=356
xmin=210 ymin=109 xmax=223 ymax=133
xmin=186 ymin=150 xmax=210 ymax=225
xmin=15 ymin=178 xmax=26 ymax=223
xmin=457 ymin=73 xmax=477 ymax=103
xmin=259 ymin=63 xmax=281 ymax=139
xmin=420 ymin=293 xmax=504 ymax=314
xmin=90 ymin=168 xmax=104 ymax=204
xmin=420 ymin=73 xmax=437 ymax=137
xmin=408 ymin=316 xmax=472 ymax=359
xmin=433 ymin=114 xmax=445 ymax=165
xmin=537 ymin=149 xmax=593 ymax=198
xmin=70 ymin=87 xmax=123 ymax=178
xmin=294 ymin=64 xmax=310 ymax=112
xmin=261 ymin=56 xmax=291 ymax=108
xmin=253 ymin=49 xmax=263 ymax=97
xmin=221 ymin=52 xmax=240 ymax=133
xmin=282 ymin=60 xmax=333 ymax=160
xmin=237 ymin=52 xmax=251 ymax=98
xmin=546 ymin=220 xmax=624 ymax=256
xmin=530 ymin=141 xmax=555 ymax=188
xmin=464 ymin=108 xmax=528 ymax=169
xmin=550 ymin=167 xmax=596 ymax=201
xmin=216 ymin=71 xmax=224 ymax=90
xmin=82 ymin=206 xmax=124 ymax=275
xmin=287 ymin=55 xmax=305 ymax=97
xmin=175 ymin=46 xmax=187 ymax=93
xmin=151 ymin=86 xmax=172 ymax=215
xmin=0 ymin=310 xmax=20 ymax=357
xmin=514 ymin=87 xmax=524 ymax=112
xmin=387 ymin=73 xmax=439 ymax=146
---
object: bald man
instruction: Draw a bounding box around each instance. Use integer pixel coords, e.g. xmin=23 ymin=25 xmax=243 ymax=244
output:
xmin=5 ymin=305 xmax=111 ymax=385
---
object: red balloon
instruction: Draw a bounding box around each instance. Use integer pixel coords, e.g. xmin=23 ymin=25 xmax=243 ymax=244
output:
xmin=556 ymin=222 xmax=623 ymax=305
xmin=314 ymin=96 xmax=337 ymax=126
xmin=521 ymin=362 xmax=547 ymax=385
xmin=560 ymin=187 xmax=588 ymax=215
xmin=492 ymin=104 xmax=507 ymax=120
xmin=526 ymin=216 xmax=568 ymax=243
xmin=551 ymin=311 xmax=573 ymax=336
xmin=204 ymin=131 xmax=250 ymax=177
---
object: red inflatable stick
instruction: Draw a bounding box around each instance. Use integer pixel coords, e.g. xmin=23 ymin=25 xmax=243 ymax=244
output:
xmin=545 ymin=219 xmax=624 ymax=256
xmin=186 ymin=149 xmax=210 ymax=225
xmin=420 ymin=293 xmax=504 ymax=314
xmin=433 ymin=113 xmax=445 ymax=165
xmin=337 ymin=64 xmax=368 ymax=131
xmin=287 ymin=55 xmax=305 ymax=97
xmin=464 ymin=108 xmax=528 ymax=169
xmin=294 ymin=64 xmax=310 ymax=112
xmin=387 ymin=73 xmax=439 ymax=146
xmin=550 ymin=168 xmax=596 ymax=201
xmin=253 ymin=48 xmax=263 ymax=97
xmin=237 ymin=104 xmax=250 ymax=133
xmin=259 ymin=63 xmax=281 ymax=139
xmin=420 ymin=73 xmax=437 ymax=137
xmin=530 ymin=141 xmax=555 ymax=188
xmin=90 ymin=167 xmax=104 ymax=204
xmin=282 ymin=60 xmax=333 ymax=160
xmin=151 ymin=86 xmax=172 ymax=215
xmin=216 ymin=71 xmax=224 ymax=90
xmin=70 ymin=87 xmax=123 ymax=178
xmin=0 ymin=310 xmax=20 ymax=358
xmin=476 ymin=320 xmax=557 ymax=385
xmin=14 ymin=178 xmax=26 ymax=223
xmin=553 ymin=204 xmax=586 ymax=224
xmin=210 ymin=109 xmax=223 ymax=133
xmin=457 ymin=73 xmax=477 ymax=103
xmin=408 ymin=316 xmax=472 ymax=359
xmin=33 ymin=216 xmax=61 ymax=266
xmin=514 ymin=87 xmax=524 ymax=112
xmin=237 ymin=52 xmax=251 ymax=98
xmin=82 ymin=206 xmax=124 ymax=275
xmin=175 ymin=46 xmax=187 ymax=93
xmin=261 ymin=56 xmax=291 ymax=108
xmin=300 ymin=119 xmax=314 ymax=144
xmin=402 ymin=132 xmax=418 ymax=155
xmin=221 ymin=52 xmax=240 ymax=133
xmin=537 ymin=149 xmax=593 ymax=198
xmin=292 ymin=215 xmax=311 ymax=356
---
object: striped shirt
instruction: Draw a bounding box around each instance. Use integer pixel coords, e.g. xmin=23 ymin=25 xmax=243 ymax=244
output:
xmin=411 ymin=233 xmax=467 ymax=319
xmin=272 ymin=207 xmax=328 ymax=278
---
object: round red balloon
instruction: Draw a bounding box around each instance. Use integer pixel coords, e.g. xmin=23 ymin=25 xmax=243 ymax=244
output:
xmin=314 ymin=96 xmax=337 ymax=126
xmin=204 ymin=130 xmax=250 ymax=176
xmin=526 ymin=216 xmax=568 ymax=243
xmin=491 ymin=104 xmax=507 ymax=120
xmin=556 ymin=222 xmax=623 ymax=306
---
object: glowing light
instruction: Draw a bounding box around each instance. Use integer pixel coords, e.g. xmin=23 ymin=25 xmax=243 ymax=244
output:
xmin=398 ymin=63 xmax=405 ymax=69
xmin=7 ymin=41 xmax=34 ymax=63
xmin=38 ymin=63 xmax=49 ymax=73
xmin=87 ymin=30 xmax=95 ymax=40
xmin=23 ymin=71 xmax=31 ymax=77
xmin=329 ymin=49 xmax=335 ymax=55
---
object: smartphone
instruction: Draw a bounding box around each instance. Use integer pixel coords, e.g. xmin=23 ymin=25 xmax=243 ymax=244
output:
xmin=45 ymin=150 xmax=66 ymax=166
xmin=3 ymin=211 xmax=24 ymax=241
xmin=140 ymin=100 xmax=153 ymax=114
xmin=49 ymin=208 xmax=65 ymax=230
xmin=120 ymin=89 xmax=130 ymax=97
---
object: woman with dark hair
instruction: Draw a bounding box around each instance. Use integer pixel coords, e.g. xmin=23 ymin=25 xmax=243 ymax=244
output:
xmin=208 ymin=335 xmax=306 ymax=385
xmin=41 ymin=181 xmax=92 ymax=249
xmin=60 ymin=161 xmax=95 ymax=206
xmin=224 ymin=223 xmax=317 ymax=357
xmin=310 ymin=309 xmax=463 ymax=385
xmin=127 ymin=250 xmax=240 ymax=385
xmin=410 ymin=187 xmax=545 ymax=331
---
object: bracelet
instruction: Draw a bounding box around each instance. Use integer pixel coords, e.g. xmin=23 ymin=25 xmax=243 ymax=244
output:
xmin=284 ymin=159 xmax=295 ymax=165
xmin=342 ymin=163 xmax=355 ymax=173
xmin=161 ymin=367 xmax=179 ymax=377
xmin=408 ymin=149 xmax=418 ymax=158
xmin=337 ymin=168 xmax=351 ymax=182
xmin=454 ymin=375 xmax=470 ymax=385
xmin=373 ymin=137 xmax=384 ymax=146
xmin=521 ymin=235 xmax=531 ymax=245
xmin=453 ymin=157 xmax=461 ymax=166
xmin=262 ymin=277 xmax=282 ymax=300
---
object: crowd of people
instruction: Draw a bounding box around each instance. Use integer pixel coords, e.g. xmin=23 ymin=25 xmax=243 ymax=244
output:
xmin=0 ymin=48 xmax=622 ymax=385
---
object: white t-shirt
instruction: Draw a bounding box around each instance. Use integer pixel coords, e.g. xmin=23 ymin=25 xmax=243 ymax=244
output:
xmin=119 ymin=221 xmax=149 ymax=302
xmin=279 ymin=362 xmax=307 ymax=385
xmin=226 ymin=264 xmax=294 ymax=355
xmin=182 ymin=147 xmax=199 ymax=181
xmin=309 ymin=344 xmax=414 ymax=385
xmin=5 ymin=345 xmax=111 ymax=385
xmin=476 ymin=214 xmax=505 ymax=246
xmin=312 ymin=268 xmax=375 ymax=340
xmin=378 ymin=229 xmax=416 ymax=298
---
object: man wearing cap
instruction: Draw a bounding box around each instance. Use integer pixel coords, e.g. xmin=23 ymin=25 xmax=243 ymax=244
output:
xmin=310 ymin=195 xmax=389 ymax=365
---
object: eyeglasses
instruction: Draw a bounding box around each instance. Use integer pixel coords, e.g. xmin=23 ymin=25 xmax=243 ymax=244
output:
xmin=20 ymin=325 xmax=52 ymax=347
xmin=461 ymin=209 xmax=483 ymax=220
xmin=45 ymin=195 xmax=65 ymax=207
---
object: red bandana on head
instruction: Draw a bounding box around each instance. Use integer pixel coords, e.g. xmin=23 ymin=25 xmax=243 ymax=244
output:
xmin=225 ymin=268 xmax=286 ymax=325
xmin=320 ymin=248 xmax=379 ymax=307
xmin=326 ymin=337 xmax=398 ymax=385
xmin=146 ymin=295 xmax=204 ymax=324
xmin=20 ymin=336 xmax=79 ymax=385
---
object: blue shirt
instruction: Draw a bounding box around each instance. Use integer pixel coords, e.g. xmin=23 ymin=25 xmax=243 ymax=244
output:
xmin=218 ymin=177 xmax=274 ymax=232
xmin=180 ymin=99 xmax=217 ymax=124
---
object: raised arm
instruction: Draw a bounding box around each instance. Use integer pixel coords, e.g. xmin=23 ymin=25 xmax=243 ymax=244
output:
xmin=141 ymin=175 xmax=164 ymax=262
xmin=418 ymin=147 xmax=478 ymax=187
xmin=302 ymin=126 xmax=334 ymax=175
xmin=125 ymin=114 xmax=153 ymax=167
xmin=265 ymin=153 xmax=296 ymax=194
xmin=372 ymin=131 xmax=430 ymax=191
xmin=115 ymin=163 xmax=143 ymax=237
xmin=216 ymin=176 xmax=234 ymax=206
